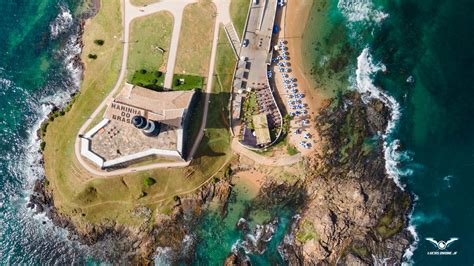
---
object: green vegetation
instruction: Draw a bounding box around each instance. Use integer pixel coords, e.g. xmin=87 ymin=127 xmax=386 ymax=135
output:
xmin=175 ymin=1 xmax=216 ymax=76
xmin=287 ymin=144 xmax=299 ymax=155
xmin=375 ymin=204 xmax=404 ymax=239
xmin=94 ymin=39 xmax=104 ymax=46
xmin=143 ymin=177 xmax=156 ymax=187
xmin=242 ymin=91 xmax=258 ymax=129
xmin=43 ymin=9 xmax=235 ymax=227
xmin=172 ymin=74 xmax=204 ymax=90
xmin=296 ymin=219 xmax=319 ymax=243
xmin=230 ymin=0 xmax=251 ymax=39
xmin=349 ymin=245 xmax=369 ymax=257
xmin=339 ymin=110 xmax=363 ymax=161
xmin=127 ymin=11 xmax=173 ymax=80
xmin=129 ymin=69 xmax=165 ymax=90
xmin=88 ymin=53 xmax=97 ymax=59
xmin=193 ymin=26 xmax=235 ymax=160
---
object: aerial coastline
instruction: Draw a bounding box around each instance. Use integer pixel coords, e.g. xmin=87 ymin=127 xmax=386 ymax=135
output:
xmin=30 ymin=0 xmax=412 ymax=264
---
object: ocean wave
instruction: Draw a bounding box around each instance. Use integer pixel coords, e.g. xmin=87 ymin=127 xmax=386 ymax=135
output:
xmin=61 ymin=34 xmax=83 ymax=90
xmin=50 ymin=5 xmax=73 ymax=39
xmin=337 ymin=0 xmax=388 ymax=24
xmin=154 ymin=247 xmax=175 ymax=265
xmin=402 ymin=194 xmax=419 ymax=265
xmin=231 ymin=219 xmax=278 ymax=255
xmin=443 ymin=175 xmax=455 ymax=188
xmin=355 ymin=48 xmax=412 ymax=190
xmin=0 ymin=3 xmax=86 ymax=262
xmin=354 ymin=47 xmax=420 ymax=264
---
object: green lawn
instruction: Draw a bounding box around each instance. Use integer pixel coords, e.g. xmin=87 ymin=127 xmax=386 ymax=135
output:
xmin=172 ymin=74 xmax=204 ymax=90
xmin=42 ymin=9 xmax=236 ymax=227
xmin=129 ymin=69 xmax=165 ymax=90
xmin=174 ymin=1 xmax=216 ymax=76
xmin=230 ymin=0 xmax=251 ymax=40
xmin=127 ymin=11 xmax=173 ymax=80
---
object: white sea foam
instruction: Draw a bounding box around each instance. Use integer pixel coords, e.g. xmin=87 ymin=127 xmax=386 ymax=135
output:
xmin=443 ymin=175 xmax=454 ymax=188
xmin=402 ymin=194 xmax=419 ymax=265
xmin=50 ymin=6 xmax=73 ymax=39
xmin=154 ymin=247 xmax=174 ymax=265
xmin=355 ymin=48 xmax=412 ymax=190
xmin=338 ymin=0 xmax=388 ymax=24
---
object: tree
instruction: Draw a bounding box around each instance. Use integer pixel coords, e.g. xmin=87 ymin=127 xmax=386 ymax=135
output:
xmin=143 ymin=177 xmax=156 ymax=187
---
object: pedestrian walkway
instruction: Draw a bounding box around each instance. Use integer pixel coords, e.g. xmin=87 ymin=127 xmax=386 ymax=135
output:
xmin=224 ymin=22 xmax=241 ymax=57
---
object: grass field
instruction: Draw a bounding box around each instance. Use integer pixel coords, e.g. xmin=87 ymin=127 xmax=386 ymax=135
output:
xmin=129 ymin=69 xmax=165 ymax=90
xmin=174 ymin=1 xmax=216 ymax=76
xmin=230 ymin=0 xmax=250 ymax=40
xmin=43 ymin=1 xmax=236 ymax=227
xmin=127 ymin=12 xmax=173 ymax=80
xmin=171 ymin=74 xmax=204 ymax=90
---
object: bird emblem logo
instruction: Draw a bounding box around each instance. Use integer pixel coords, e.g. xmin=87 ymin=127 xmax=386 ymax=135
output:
xmin=425 ymin=238 xmax=458 ymax=250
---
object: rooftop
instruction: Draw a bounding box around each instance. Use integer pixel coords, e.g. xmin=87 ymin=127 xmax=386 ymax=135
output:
xmin=253 ymin=113 xmax=271 ymax=145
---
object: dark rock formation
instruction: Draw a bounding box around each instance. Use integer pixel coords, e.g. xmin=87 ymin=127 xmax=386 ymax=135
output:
xmin=282 ymin=92 xmax=413 ymax=265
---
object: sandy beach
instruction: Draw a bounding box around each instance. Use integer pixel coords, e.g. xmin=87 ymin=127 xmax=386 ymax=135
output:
xmin=273 ymin=0 xmax=326 ymax=156
xmin=233 ymin=169 xmax=266 ymax=197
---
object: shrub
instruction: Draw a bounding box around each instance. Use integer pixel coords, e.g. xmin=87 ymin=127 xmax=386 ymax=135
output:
xmin=154 ymin=71 xmax=162 ymax=77
xmin=94 ymin=39 xmax=104 ymax=46
xmin=143 ymin=177 xmax=156 ymax=187
xmin=140 ymin=69 xmax=147 ymax=74
xmin=88 ymin=54 xmax=97 ymax=59
xmin=224 ymin=166 xmax=233 ymax=177
xmin=40 ymin=141 xmax=46 ymax=151
xmin=287 ymin=145 xmax=298 ymax=155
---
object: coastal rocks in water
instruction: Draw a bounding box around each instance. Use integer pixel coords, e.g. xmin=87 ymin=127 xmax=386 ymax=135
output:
xmin=29 ymin=171 xmax=234 ymax=263
xmin=283 ymin=92 xmax=412 ymax=265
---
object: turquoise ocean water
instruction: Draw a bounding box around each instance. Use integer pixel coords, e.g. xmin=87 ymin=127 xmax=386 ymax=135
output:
xmin=0 ymin=0 xmax=473 ymax=264
xmin=0 ymin=0 xmax=93 ymax=263
xmin=303 ymin=0 xmax=474 ymax=264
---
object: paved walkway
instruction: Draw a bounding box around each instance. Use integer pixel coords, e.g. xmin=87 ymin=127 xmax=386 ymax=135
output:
xmin=74 ymin=0 xmax=233 ymax=176
xmin=223 ymin=22 xmax=241 ymax=57
xmin=231 ymin=139 xmax=302 ymax=167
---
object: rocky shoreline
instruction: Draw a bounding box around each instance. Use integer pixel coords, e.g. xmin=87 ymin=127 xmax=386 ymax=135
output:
xmin=28 ymin=172 xmax=235 ymax=263
xmin=281 ymin=92 xmax=413 ymax=265
xmin=28 ymin=0 xmax=411 ymax=263
xmin=29 ymin=91 xmax=412 ymax=264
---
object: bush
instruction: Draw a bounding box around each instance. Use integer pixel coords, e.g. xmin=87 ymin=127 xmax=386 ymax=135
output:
xmin=94 ymin=39 xmax=105 ymax=46
xmin=40 ymin=141 xmax=46 ymax=151
xmin=88 ymin=54 xmax=97 ymax=59
xmin=143 ymin=177 xmax=156 ymax=187
xmin=154 ymin=71 xmax=162 ymax=77
xmin=287 ymin=145 xmax=298 ymax=155
xmin=224 ymin=165 xmax=233 ymax=177
xmin=140 ymin=69 xmax=147 ymax=74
